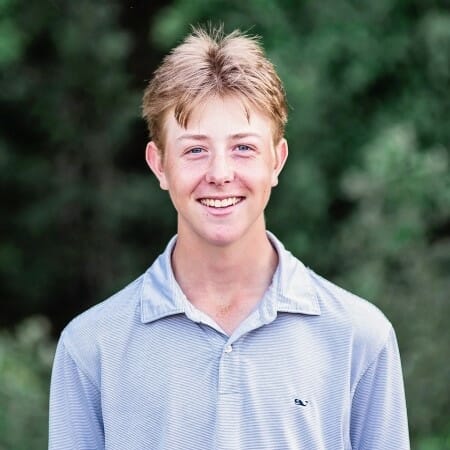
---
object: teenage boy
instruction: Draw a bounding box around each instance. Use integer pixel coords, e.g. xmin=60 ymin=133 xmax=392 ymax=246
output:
xmin=49 ymin=28 xmax=410 ymax=449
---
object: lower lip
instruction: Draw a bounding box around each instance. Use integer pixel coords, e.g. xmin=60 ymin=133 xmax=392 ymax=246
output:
xmin=199 ymin=199 xmax=243 ymax=215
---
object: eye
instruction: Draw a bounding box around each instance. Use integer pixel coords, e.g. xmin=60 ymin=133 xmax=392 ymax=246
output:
xmin=187 ymin=147 xmax=205 ymax=154
xmin=236 ymin=144 xmax=251 ymax=152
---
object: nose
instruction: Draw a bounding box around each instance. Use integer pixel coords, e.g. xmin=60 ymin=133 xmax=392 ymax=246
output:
xmin=205 ymin=153 xmax=234 ymax=185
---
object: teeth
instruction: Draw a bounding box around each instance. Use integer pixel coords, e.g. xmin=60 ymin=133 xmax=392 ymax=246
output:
xmin=200 ymin=197 xmax=241 ymax=208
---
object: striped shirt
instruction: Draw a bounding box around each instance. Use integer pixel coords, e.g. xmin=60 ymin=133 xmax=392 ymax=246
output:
xmin=49 ymin=233 xmax=410 ymax=449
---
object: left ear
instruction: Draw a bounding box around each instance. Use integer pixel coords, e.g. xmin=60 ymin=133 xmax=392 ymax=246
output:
xmin=145 ymin=141 xmax=169 ymax=190
xmin=271 ymin=138 xmax=288 ymax=187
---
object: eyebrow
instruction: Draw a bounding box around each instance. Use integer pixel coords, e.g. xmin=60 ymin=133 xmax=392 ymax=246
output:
xmin=176 ymin=132 xmax=262 ymax=142
xmin=176 ymin=134 xmax=209 ymax=142
xmin=230 ymin=133 xmax=262 ymax=141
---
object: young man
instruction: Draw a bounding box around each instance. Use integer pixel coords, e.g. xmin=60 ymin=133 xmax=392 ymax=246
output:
xmin=49 ymin=28 xmax=410 ymax=449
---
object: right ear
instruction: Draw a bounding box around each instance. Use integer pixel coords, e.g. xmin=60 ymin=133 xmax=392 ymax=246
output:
xmin=145 ymin=141 xmax=168 ymax=190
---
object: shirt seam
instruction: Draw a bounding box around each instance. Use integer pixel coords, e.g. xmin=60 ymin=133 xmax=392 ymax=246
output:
xmin=350 ymin=323 xmax=393 ymax=399
xmin=61 ymin=331 xmax=101 ymax=392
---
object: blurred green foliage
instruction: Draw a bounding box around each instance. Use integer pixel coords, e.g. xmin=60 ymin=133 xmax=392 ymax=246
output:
xmin=0 ymin=0 xmax=174 ymax=330
xmin=416 ymin=433 xmax=450 ymax=450
xmin=0 ymin=0 xmax=449 ymax=448
xmin=0 ymin=317 xmax=54 ymax=450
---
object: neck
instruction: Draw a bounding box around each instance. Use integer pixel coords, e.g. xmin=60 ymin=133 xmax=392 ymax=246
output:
xmin=171 ymin=231 xmax=278 ymax=334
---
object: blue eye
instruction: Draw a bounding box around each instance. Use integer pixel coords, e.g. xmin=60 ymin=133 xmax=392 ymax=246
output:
xmin=236 ymin=144 xmax=251 ymax=152
xmin=189 ymin=147 xmax=204 ymax=154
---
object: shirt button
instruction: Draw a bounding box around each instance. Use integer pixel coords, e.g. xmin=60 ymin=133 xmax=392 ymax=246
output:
xmin=224 ymin=344 xmax=233 ymax=353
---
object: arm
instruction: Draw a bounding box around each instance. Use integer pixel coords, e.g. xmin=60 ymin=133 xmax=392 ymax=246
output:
xmin=350 ymin=326 xmax=410 ymax=449
xmin=49 ymin=336 xmax=104 ymax=450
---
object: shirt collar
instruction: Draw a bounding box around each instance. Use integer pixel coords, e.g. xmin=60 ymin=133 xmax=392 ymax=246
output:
xmin=266 ymin=231 xmax=321 ymax=316
xmin=140 ymin=233 xmax=321 ymax=324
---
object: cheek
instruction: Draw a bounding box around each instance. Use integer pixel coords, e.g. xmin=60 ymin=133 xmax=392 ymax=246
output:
xmin=165 ymin=168 xmax=202 ymax=195
xmin=242 ymin=171 xmax=276 ymax=201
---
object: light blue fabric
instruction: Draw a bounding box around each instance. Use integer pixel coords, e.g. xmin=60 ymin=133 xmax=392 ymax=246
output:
xmin=49 ymin=233 xmax=410 ymax=449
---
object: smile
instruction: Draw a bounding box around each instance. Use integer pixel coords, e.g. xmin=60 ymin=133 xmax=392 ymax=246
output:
xmin=199 ymin=197 xmax=243 ymax=208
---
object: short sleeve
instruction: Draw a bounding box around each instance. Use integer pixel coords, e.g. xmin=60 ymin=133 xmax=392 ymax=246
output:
xmin=350 ymin=326 xmax=410 ymax=449
xmin=49 ymin=335 xmax=104 ymax=450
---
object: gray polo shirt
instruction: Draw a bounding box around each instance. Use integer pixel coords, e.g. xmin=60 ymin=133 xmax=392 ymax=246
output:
xmin=49 ymin=233 xmax=410 ymax=449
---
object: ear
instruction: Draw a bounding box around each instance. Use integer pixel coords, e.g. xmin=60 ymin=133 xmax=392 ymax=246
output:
xmin=271 ymin=138 xmax=288 ymax=187
xmin=145 ymin=141 xmax=168 ymax=190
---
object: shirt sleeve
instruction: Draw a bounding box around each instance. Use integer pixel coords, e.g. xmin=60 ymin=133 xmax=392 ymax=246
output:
xmin=49 ymin=335 xmax=105 ymax=450
xmin=350 ymin=326 xmax=410 ymax=450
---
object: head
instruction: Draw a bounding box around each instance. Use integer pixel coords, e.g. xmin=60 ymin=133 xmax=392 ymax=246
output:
xmin=142 ymin=26 xmax=288 ymax=154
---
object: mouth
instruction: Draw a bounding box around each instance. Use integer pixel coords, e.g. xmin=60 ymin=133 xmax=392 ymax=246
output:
xmin=199 ymin=196 xmax=244 ymax=208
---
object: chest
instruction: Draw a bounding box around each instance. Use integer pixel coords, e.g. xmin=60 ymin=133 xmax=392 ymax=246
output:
xmin=98 ymin=315 xmax=353 ymax=449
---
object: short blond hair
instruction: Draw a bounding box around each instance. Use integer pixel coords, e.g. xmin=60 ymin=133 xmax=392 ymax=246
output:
xmin=142 ymin=26 xmax=287 ymax=151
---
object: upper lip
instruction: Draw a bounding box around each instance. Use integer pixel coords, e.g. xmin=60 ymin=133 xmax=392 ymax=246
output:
xmin=198 ymin=196 xmax=244 ymax=207
xmin=197 ymin=195 xmax=244 ymax=200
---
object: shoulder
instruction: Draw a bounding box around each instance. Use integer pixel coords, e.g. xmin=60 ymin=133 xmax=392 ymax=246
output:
xmin=307 ymin=269 xmax=394 ymax=375
xmin=57 ymin=275 xmax=144 ymax=381
xmin=311 ymin=270 xmax=391 ymax=329
xmin=65 ymin=275 xmax=144 ymax=337
xmin=270 ymin=232 xmax=393 ymax=358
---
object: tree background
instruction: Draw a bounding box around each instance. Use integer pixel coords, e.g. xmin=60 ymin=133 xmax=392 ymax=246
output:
xmin=0 ymin=0 xmax=449 ymax=448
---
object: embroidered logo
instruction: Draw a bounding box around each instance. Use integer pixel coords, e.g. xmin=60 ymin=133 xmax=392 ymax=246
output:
xmin=294 ymin=399 xmax=309 ymax=406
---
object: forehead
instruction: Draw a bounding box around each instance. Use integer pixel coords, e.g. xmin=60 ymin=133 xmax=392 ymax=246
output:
xmin=163 ymin=95 xmax=275 ymax=143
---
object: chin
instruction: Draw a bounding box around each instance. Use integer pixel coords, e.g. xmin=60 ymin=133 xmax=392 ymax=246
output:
xmin=196 ymin=227 xmax=245 ymax=248
xmin=205 ymin=233 xmax=239 ymax=248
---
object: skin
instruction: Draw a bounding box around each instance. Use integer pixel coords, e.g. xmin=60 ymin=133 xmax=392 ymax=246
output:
xmin=146 ymin=95 xmax=288 ymax=334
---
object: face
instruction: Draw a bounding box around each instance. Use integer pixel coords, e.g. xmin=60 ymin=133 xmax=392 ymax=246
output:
xmin=146 ymin=95 xmax=288 ymax=248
